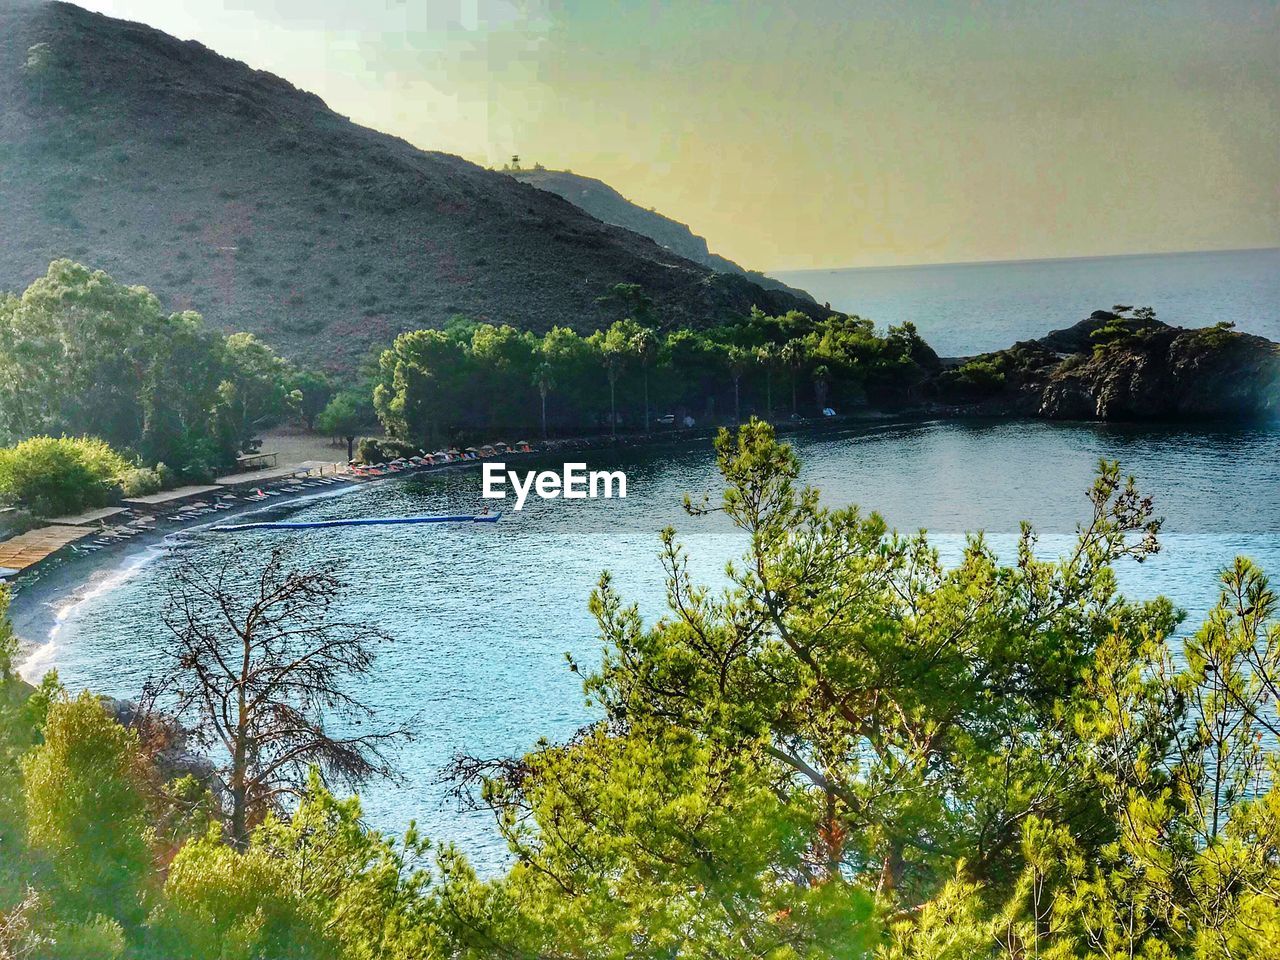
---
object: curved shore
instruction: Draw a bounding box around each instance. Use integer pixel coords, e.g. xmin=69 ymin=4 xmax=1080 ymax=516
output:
xmin=4 ymin=428 xmax=700 ymax=680
xmin=8 ymin=477 xmax=371 ymax=682
xmin=3 ymin=412 xmax=904 ymax=682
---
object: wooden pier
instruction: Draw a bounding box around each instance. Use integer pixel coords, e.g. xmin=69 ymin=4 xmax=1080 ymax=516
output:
xmin=0 ymin=525 xmax=95 ymax=574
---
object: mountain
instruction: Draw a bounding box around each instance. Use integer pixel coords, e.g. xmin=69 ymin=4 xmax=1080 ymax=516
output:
xmin=507 ymin=168 xmax=814 ymax=302
xmin=0 ymin=1 xmax=829 ymax=371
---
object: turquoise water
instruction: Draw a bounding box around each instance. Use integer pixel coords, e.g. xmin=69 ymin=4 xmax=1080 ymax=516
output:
xmin=43 ymin=420 xmax=1280 ymax=870
xmin=775 ymin=248 xmax=1280 ymax=357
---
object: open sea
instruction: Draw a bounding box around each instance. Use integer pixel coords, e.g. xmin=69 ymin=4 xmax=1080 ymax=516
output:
xmin=23 ymin=248 xmax=1280 ymax=872
xmin=774 ymin=247 xmax=1280 ymax=357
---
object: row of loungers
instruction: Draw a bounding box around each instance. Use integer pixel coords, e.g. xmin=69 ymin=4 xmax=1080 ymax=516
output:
xmin=352 ymin=442 xmax=535 ymax=477
xmin=66 ymin=475 xmax=351 ymax=553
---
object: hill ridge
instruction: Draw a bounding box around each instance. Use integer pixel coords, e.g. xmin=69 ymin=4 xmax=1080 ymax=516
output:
xmin=0 ymin=0 xmax=827 ymax=370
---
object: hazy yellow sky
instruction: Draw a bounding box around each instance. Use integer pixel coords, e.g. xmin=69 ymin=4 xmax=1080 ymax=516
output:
xmin=79 ymin=1 xmax=1279 ymax=270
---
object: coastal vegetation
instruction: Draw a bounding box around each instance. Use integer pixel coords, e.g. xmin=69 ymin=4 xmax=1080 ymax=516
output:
xmin=0 ymin=436 xmax=130 ymax=517
xmin=371 ymin=298 xmax=939 ymax=445
xmin=0 ymin=261 xmax=331 ymax=513
xmin=3 ymin=422 xmax=1280 ymax=957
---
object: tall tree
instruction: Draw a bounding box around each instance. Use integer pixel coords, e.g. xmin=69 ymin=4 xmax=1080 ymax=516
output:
xmin=532 ymin=361 xmax=554 ymax=441
xmin=780 ymin=338 xmax=805 ymax=416
xmin=289 ymin=369 xmax=334 ymax=432
xmin=631 ymin=327 xmax=659 ymax=434
xmin=726 ymin=345 xmax=752 ymax=424
xmin=596 ymin=320 xmax=639 ymax=439
xmin=756 ymin=342 xmax=779 ymax=421
xmin=155 ymin=548 xmax=408 ymax=849
xmin=373 ymin=329 xmax=466 ymax=446
xmin=812 ymin=363 xmax=830 ymax=413
xmin=315 ymin=391 xmax=372 ymax=463
xmin=23 ymin=693 xmax=151 ymax=920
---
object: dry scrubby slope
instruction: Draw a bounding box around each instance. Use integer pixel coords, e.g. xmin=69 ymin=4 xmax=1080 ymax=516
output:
xmin=0 ymin=0 xmax=827 ymax=370
xmin=508 ymin=167 xmax=816 ymax=302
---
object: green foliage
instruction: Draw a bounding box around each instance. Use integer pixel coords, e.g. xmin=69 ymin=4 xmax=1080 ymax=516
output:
xmin=5 ymin=426 xmax=1280 ymax=957
xmin=0 ymin=260 xmax=298 ymax=477
xmin=1089 ymin=305 xmax=1162 ymax=355
xmin=151 ymin=825 xmax=339 ymax=960
xmin=937 ymin=343 xmax=1058 ymax=401
xmin=253 ymin=772 xmax=443 ymax=960
xmin=43 ymin=914 xmax=127 ymax=960
xmin=290 ymin=369 xmax=335 ymax=431
xmin=356 ymin=436 xmax=418 ymax=464
xmin=942 ymin=354 xmax=1008 ymax=396
xmin=0 ymin=585 xmax=15 ymax=681
xmin=317 ymin=391 xmax=373 ymax=439
xmin=1194 ymin=320 xmax=1238 ymax=350
xmin=0 ymin=435 xmax=130 ymax=516
xmin=370 ymin=293 xmax=934 ymax=441
xmin=449 ymin=724 xmax=878 ymax=958
xmin=219 ymin=332 xmax=298 ymax=451
xmin=117 ymin=464 xmax=169 ymax=498
xmin=22 ymin=692 xmax=150 ymax=921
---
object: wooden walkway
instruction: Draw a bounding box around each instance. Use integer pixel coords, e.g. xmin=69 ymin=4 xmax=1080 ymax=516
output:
xmin=214 ymin=460 xmax=343 ymax=487
xmin=122 ymin=484 xmax=223 ymax=511
xmin=0 ymin=525 xmax=95 ymax=573
xmin=47 ymin=506 xmax=129 ymax=527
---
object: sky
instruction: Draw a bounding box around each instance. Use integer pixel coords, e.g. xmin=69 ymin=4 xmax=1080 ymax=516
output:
xmin=77 ymin=1 xmax=1280 ymax=271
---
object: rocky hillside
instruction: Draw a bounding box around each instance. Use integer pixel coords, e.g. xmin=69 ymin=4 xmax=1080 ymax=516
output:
xmin=0 ymin=1 xmax=828 ymax=370
xmin=507 ymin=168 xmax=814 ymax=301
xmin=930 ymin=309 xmax=1280 ymax=420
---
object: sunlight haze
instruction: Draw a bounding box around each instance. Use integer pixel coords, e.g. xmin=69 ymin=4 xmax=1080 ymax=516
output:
xmin=74 ymin=0 xmax=1280 ymax=270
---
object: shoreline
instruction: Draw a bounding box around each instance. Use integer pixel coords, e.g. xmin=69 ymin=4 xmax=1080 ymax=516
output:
xmin=4 ymin=416 xmax=860 ymax=679
xmin=4 ymin=423 xmax=731 ymax=680
xmin=11 ymin=406 xmax=1251 ymax=681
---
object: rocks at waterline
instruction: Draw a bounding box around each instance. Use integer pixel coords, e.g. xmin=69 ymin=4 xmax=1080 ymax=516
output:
xmin=927 ymin=309 xmax=1280 ymax=421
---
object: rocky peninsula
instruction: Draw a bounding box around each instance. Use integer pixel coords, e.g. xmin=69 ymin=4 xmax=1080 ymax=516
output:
xmin=926 ymin=308 xmax=1280 ymax=421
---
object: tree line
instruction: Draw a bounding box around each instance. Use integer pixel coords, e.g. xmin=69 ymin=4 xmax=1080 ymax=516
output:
xmin=0 ymin=260 xmax=328 ymax=486
xmin=365 ymin=283 xmax=940 ymax=448
xmin=4 ymin=422 xmax=1280 ymax=957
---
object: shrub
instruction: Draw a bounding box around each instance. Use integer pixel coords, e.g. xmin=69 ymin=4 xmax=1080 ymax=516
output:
xmin=118 ymin=465 xmax=166 ymax=498
xmin=356 ymin=437 xmax=418 ymax=464
xmin=150 ymin=828 xmax=337 ymax=960
xmin=22 ymin=693 xmax=150 ymax=920
xmin=0 ymin=436 xmax=129 ymax=517
xmin=44 ymin=915 xmax=127 ymax=960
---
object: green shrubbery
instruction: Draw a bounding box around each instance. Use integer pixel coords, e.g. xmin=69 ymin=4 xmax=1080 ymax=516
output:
xmin=355 ymin=436 xmax=417 ymax=464
xmin=4 ymin=425 xmax=1280 ymax=957
xmin=0 ymin=436 xmax=129 ymax=516
xmin=0 ymin=260 xmax=320 ymax=481
xmin=117 ymin=465 xmax=171 ymax=498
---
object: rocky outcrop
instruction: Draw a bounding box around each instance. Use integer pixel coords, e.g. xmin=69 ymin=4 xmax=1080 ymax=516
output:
xmin=103 ymin=696 xmax=218 ymax=789
xmin=1039 ymin=321 xmax=1280 ymax=420
xmin=929 ymin=310 xmax=1280 ymax=422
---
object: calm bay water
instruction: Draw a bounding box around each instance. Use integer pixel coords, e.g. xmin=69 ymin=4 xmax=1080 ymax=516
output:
xmin=775 ymin=248 xmax=1280 ymax=357
xmin=42 ymin=420 xmax=1280 ymax=870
